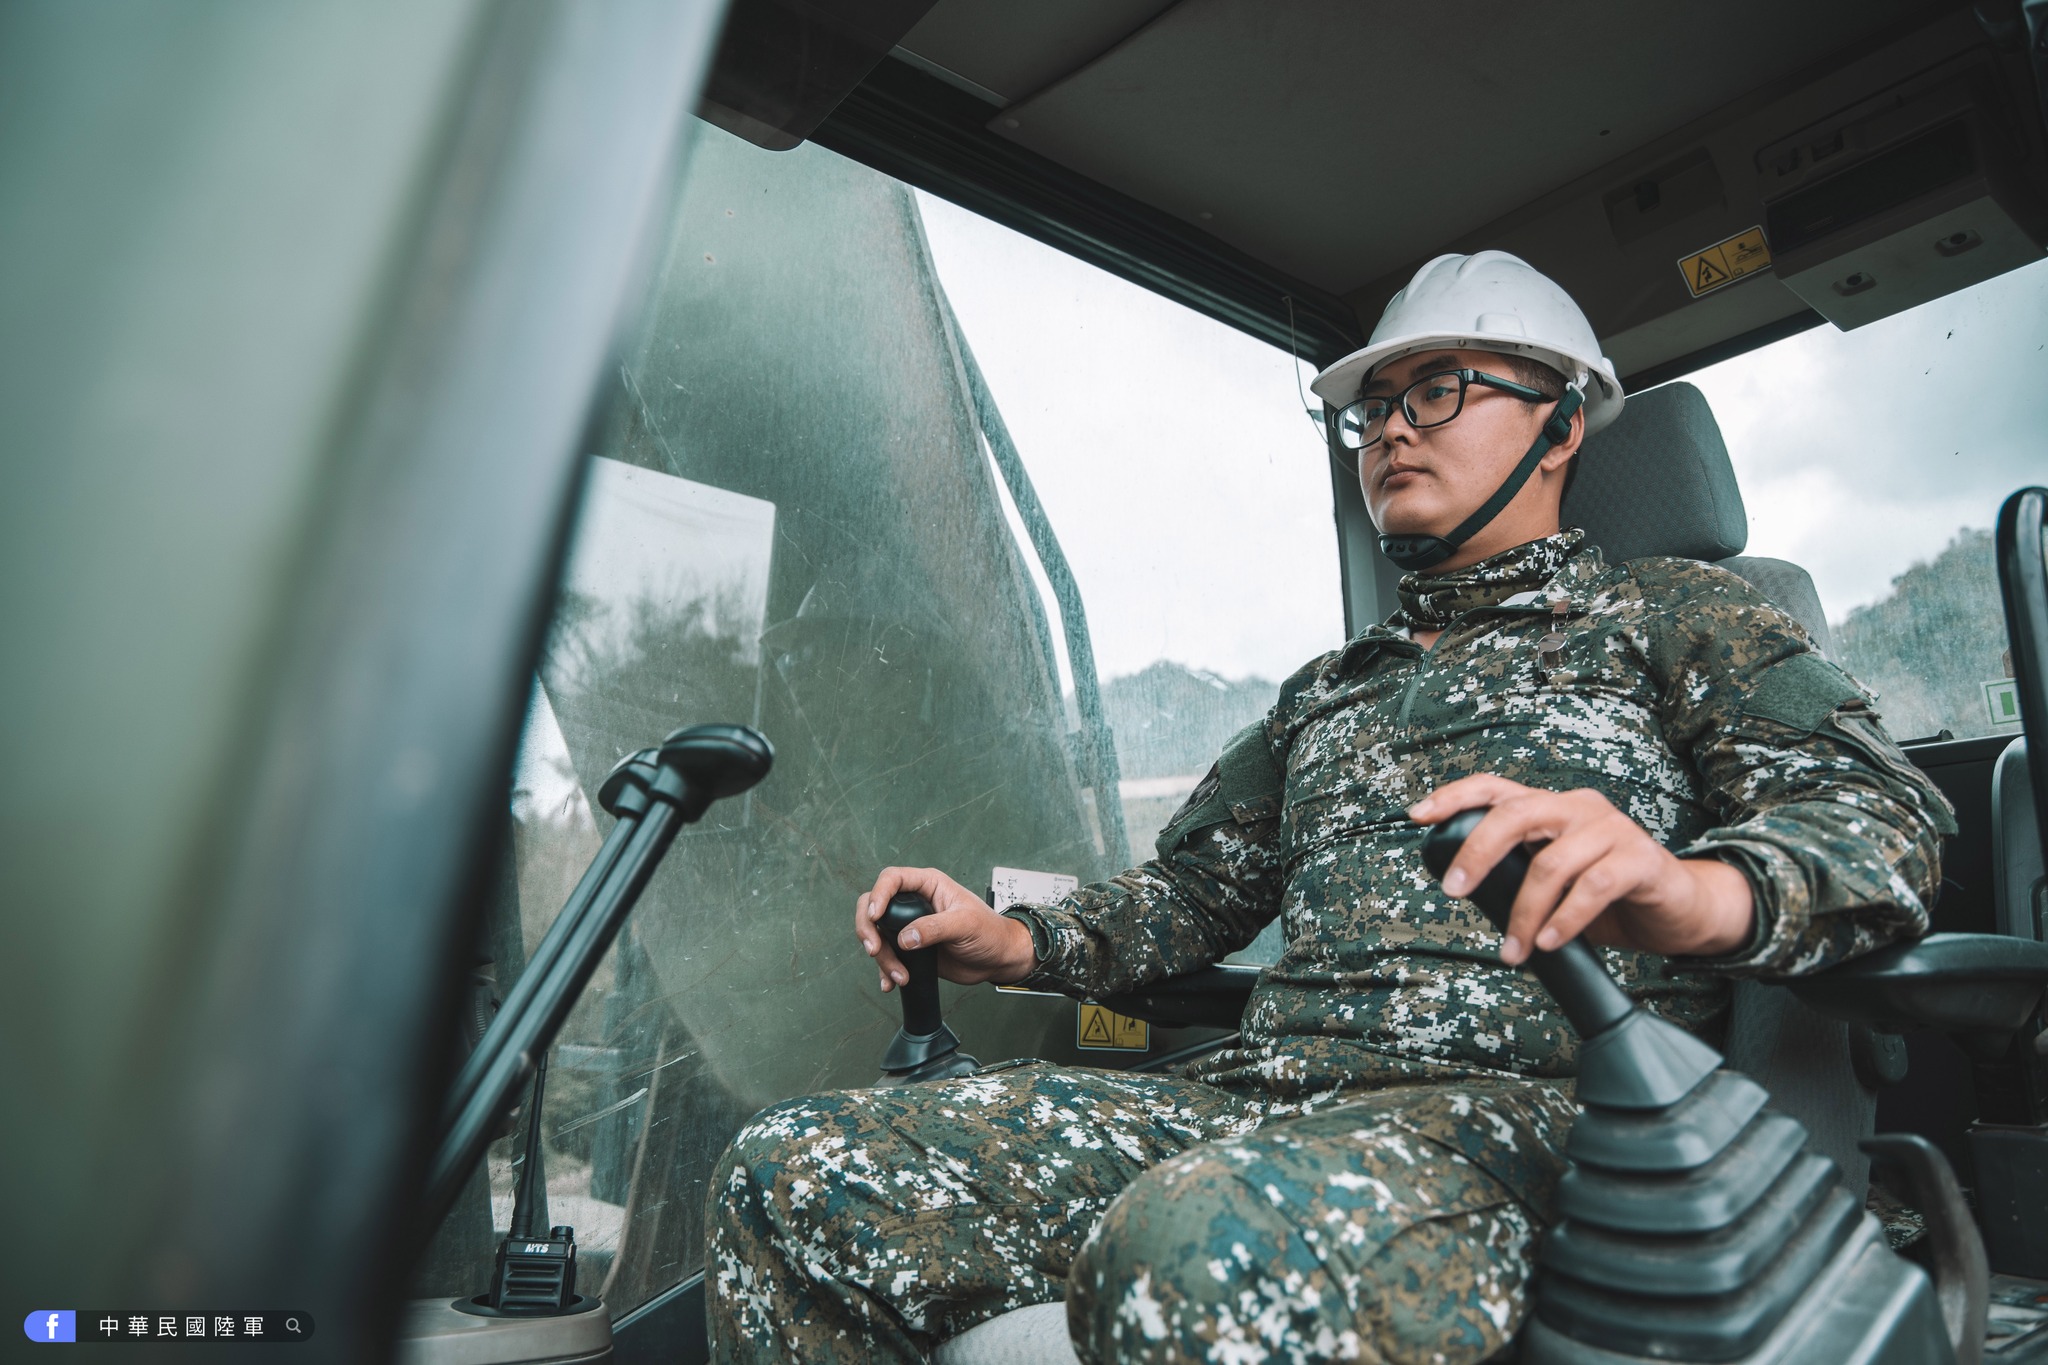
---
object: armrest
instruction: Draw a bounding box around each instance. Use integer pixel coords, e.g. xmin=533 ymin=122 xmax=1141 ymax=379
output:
xmin=1098 ymin=964 xmax=1262 ymax=1030
xmin=1098 ymin=934 xmax=2047 ymax=1042
xmin=1787 ymin=932 xmax=2048 ymax=1041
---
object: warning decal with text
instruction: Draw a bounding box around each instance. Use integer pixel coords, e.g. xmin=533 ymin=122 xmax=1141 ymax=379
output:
xmin=1678 ymin=227 xmax=1772 ymax=298
xmin=1077 ymin=1003 xmax=1150 ymax=1051
xmin=991 ymin=866 xmax=1080 ymax=997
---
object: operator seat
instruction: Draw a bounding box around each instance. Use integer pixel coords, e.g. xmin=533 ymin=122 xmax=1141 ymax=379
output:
xmin=936 ymin=382 xmax=1883 ymax=1364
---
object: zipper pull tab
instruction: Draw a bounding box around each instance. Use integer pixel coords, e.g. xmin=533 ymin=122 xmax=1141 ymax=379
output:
xmin=1538 ymin=598 xmax=1569 ymax=677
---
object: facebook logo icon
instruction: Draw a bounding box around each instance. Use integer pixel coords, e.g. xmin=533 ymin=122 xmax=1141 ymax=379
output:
xmin=23 ymin=1311 xmax=76 ymax=1343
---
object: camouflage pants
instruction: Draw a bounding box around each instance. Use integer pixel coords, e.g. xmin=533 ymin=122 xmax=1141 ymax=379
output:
xmin=706 ymin=1060 xmax=1575 ymax=1363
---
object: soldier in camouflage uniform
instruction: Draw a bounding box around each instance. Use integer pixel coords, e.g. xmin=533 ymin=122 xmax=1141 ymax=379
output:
xmin=706 ymin=253 xmax=1955 ymax=1363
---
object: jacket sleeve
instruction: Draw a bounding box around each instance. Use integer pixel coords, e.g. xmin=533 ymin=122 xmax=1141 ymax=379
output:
xmin=1002 ymin=717 xmax=1287 ymax=998
xmin=1636 ymin=561 xmax=1957 ymax=978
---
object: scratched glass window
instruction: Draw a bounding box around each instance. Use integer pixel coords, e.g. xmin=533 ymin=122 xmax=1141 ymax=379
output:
xmin=1688 ymin=254 xmax=2048 ymax=743
xmin=420 ymin=120 xmax=1341 ymax=1317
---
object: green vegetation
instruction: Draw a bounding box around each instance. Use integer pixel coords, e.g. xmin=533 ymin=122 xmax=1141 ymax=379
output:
xmin=1832 ymin=527 xmax=2017 ymax=743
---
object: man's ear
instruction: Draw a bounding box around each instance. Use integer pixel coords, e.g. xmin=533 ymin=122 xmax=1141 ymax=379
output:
xmin=1539 ymin=405 xmax=1585 ymax=472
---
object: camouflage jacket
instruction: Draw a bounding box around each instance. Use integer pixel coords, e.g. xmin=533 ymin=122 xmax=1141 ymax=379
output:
xmin=1007 ymin=530 xmax=1955 ymax=1108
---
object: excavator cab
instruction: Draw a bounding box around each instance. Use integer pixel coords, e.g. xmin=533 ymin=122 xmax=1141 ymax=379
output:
xmin=5 ymin=2 xmax=2048 ymax=1362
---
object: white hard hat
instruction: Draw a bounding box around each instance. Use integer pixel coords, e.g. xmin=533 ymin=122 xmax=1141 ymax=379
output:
xmin=1311 ymin=251 xmax=1624 ymax=434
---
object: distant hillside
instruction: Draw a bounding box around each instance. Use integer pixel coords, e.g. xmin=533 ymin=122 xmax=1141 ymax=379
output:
xmin=1099 ymin=660 xmax=1280 ymax=780
xmin=1088 ymin=660 xmax=1279 ymax=854
xmin=1831 ymin=527 xmax=2015 ymax=743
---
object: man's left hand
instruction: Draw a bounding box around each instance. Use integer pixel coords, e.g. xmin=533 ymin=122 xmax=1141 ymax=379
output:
xmin=1408 ymin=775 xmax=1755 ymax=965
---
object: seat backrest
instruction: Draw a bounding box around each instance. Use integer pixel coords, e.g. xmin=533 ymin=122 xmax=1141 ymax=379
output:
xmin=1993 ymin=740 xmax=2043 ymax=942
xmin=1568 ymin=381 xmax=1873 ymax=1196
xmin=1995 ymin=488 xmax=2048 ymax=942
xmin=1565 ymin=381 xmax=1746 ymax=563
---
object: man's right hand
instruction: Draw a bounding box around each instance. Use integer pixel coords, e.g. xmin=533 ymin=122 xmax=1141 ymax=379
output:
xmin=854 ymin=867 xmax=1038 ymax=994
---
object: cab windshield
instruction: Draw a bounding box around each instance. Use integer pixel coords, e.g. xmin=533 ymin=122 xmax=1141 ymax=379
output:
xmin=1688 ymin=255 xmax=2048 ymax=743
xmin=449 ymin=120 xmax=1341 ymax=1317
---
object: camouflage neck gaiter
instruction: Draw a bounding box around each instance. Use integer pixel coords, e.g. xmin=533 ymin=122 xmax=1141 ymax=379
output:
xmin=1396 ymin=527 xmax=1586 ymax=629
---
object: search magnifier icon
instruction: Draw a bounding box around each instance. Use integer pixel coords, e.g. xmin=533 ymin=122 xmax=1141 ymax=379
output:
xmin=285 ymin=1318 xmax=300 ymax=1334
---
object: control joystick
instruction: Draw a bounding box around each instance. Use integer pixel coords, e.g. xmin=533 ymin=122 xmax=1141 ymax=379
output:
xmin=877 ymin=894 xmax=981 ymax=1085
xmin=1420 ymin=808 xmax=1968 ymax=1365
xmin=1421 ymin=810 xmax=1720 ymax=1110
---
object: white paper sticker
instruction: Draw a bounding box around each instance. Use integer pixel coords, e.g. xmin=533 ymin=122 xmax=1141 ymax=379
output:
xmin=990 ymin=865 xmax=1078 ymax=911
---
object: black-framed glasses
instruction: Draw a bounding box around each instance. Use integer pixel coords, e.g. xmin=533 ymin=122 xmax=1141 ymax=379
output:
xmin=1331 ymin=368 xmax=1552 ymax=453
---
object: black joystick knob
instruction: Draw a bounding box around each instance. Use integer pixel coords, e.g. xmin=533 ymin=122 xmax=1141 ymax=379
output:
xmin=1420 ymin=807 xmax=1717 ymax=1109
xmin=876 ymin=894 xmax=980 ymax=1085
xmin=880 ymin=896 xmax=947 ymax=1038
xmin=598 ymin=724 xmax=774 ymax=821
xmin=1421 ymin=809 xmax=1633 ymax=1039
xmin=659 ymin=722 xmax=774 ymax=812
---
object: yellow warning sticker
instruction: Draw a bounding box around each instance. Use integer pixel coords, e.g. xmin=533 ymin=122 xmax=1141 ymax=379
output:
xmin=1678 ymin=226 xmax=1772 ymax=298
xmin=1077 ymin=1004 xmax=1150 ymax=1051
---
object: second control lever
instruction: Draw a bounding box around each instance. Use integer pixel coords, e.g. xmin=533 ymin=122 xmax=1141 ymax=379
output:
xmin=877 ymin=894 xmax=981 ymax=1085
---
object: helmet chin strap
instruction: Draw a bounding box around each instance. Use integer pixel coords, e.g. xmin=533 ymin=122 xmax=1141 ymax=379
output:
xmin=1377 ymin=386 xmax=1584 ymax=572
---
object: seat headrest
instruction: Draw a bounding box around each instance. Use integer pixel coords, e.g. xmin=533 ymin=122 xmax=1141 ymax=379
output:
xmin=1562 ymin=381 xmax=1747 ymax=563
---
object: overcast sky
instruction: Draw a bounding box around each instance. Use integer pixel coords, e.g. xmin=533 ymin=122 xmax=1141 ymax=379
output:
xmin=1690 ymin=257 xmax=2048 ymax=617
xmin=922 ymin=191 xmax=2047 ymax=676
xmin=918 ymin=191 xmax=1345 ymax=686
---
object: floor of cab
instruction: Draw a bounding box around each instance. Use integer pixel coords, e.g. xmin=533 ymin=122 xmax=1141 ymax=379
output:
xmin=1990 ymin=1273 xmax=2048 ymax=1358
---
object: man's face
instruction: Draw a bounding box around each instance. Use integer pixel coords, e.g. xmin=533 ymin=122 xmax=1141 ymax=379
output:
xmin=1357 ymin=348 xmax=1562 ymax=537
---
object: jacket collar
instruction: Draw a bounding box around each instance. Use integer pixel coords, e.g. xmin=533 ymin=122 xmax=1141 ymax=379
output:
xmin=1322 ymin=530 xmax=1607 ymax=679
xmin=1395 ymin=528 xmax=1592 ymax=629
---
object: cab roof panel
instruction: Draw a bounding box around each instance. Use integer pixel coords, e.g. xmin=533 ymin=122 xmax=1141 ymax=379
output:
xmin=901 ymin=0 xmax=1949 ymax=296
